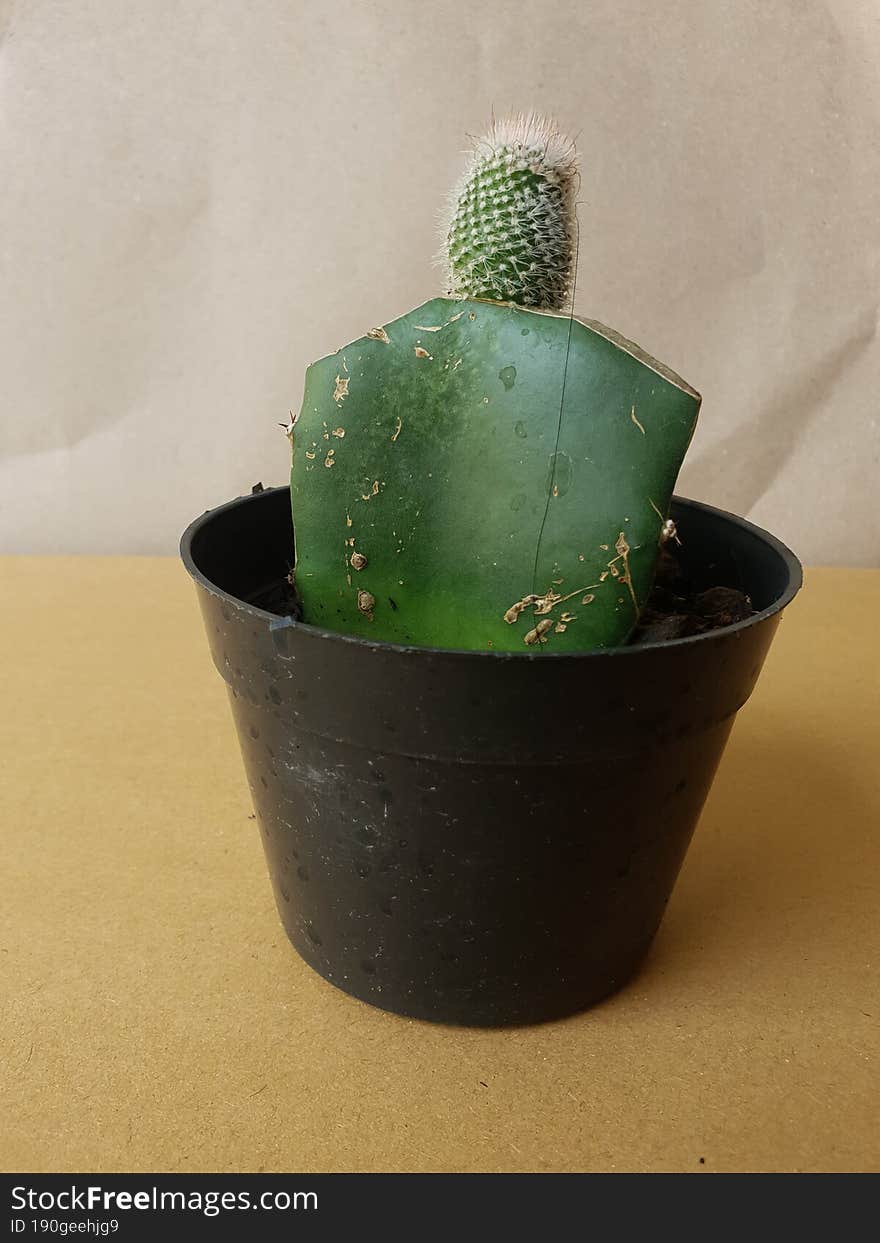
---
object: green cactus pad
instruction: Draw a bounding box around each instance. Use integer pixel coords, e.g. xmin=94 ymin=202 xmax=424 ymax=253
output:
xmin=289 ymin=296 xmax=699 ymax=653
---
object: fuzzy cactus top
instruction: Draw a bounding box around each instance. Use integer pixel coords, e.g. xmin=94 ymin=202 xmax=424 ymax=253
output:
xmin=443 ymin=113 xmax=579 ymax=311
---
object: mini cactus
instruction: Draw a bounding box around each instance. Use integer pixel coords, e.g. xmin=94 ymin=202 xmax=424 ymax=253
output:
xmin=444 ymin=113 xmax=578 ymax=309
xmin=288 ymin=115 xmax=700 ymax=653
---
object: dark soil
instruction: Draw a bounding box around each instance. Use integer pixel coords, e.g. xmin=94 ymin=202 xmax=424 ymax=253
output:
xmin=250 ymin=547 xmax=755 ymax=645
xmin=248 ymin=569 xmax=303 ymax=620
xmin=628 ymin=546 xmax=755 ymax=645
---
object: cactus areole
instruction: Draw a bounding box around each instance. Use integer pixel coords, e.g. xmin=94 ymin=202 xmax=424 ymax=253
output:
xmin=288 ymin=114 xmax=701 ymax=653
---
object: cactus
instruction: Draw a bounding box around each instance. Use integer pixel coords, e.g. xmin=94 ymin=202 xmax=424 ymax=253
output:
xmin=444 ymin=113 xmax=578 ymax=309
xmin=288 ymin=117 xmax=700 ymax=653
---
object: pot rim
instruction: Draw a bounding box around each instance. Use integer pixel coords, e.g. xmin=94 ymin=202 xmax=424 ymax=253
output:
xmin=180 ymin=488 xmax=803 ymax=662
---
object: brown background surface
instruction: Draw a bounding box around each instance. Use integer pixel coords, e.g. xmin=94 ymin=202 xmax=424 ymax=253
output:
xmin=1 ymin=558 xmax=877 ymax=1173
xmin=1 ymin=0 xmax=879 ymax=564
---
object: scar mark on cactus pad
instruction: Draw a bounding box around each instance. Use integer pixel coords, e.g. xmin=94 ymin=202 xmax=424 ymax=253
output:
xmin=331 ymin=427 xmax=345 ymax=438
xmin=533 ymin=590 xmax=562 ymax=616
xmin=414 ymin=347 xmax=433 ymax=359
xmin=630 ymin=405 xmax=646 ymax=434
xmin=391 ymin=416 xmax=402 ymax=442
xmin=615 ymin=531 xmax=639 ymax=612
xmin=350 ymin=552 xmax=368 ymax=571
xmin=546 ymin=539 xmax=636 ymax=611
xmin=414 ymin=311 xmax=465 ymax=332
xmin=524 ymin=618 xmax=554 ymax=646
xmin=502 ymin=587 xmax=563 ymax=626
xmin=357 ymin=591 xmax=375 ymax=620
xmin=503 ymin=594 xmax=540 ymax=625
xmin=333 ymin=375 xmax=349 ymax=405
xmin=361 ymin=481 xmax=381 ymax=501
xmin=538 ymin=573 xmax=608 ymax=610
xmin=367 ymin=327 xmax=391 ymax=344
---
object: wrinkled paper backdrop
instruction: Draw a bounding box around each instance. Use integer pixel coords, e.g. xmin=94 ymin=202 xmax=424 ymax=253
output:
xmin=1 ymin=0 xmax=878 ymax=562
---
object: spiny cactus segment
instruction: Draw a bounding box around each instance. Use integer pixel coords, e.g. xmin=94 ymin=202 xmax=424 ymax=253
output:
xmin=443 ymin=112 xmax=579 ymax=311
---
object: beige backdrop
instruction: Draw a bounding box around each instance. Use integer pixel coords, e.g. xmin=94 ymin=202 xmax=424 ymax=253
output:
xmin=1 ymin=0 xmax=878 ymax=563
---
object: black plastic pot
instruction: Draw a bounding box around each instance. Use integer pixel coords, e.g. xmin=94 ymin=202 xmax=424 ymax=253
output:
xmin=181 ymin=487 xmax=801 ymax=1026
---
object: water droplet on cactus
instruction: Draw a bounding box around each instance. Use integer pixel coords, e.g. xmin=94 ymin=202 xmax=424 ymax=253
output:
xmin=514 ymin=420 xmax=527 ymax=439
